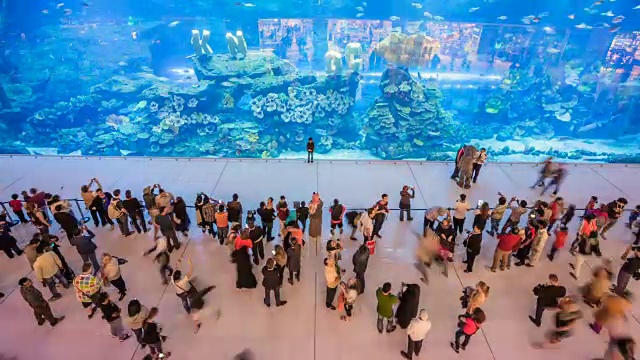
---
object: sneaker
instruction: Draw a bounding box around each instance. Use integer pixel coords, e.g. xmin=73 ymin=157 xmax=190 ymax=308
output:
xmin=350 ymin=237 xmax=357 ymax=241
xmin=547 ymin=254 xmax=553 ymax=262
xmin=387 ymin=325 xmax=396 ymax=333
xmin=450 ymin=342 xmax=459 ymax=353
xmin=408 ymin=218 xmax=414 ymax=221
xmin=460 ymin=345 xmax=466 ymax=351
xmin=88 ymin=307 xmax=97 ymax=319
xmin=327 ymin=305 xmax=336 ymax=310
xmin=528 ymin=316 xmax=541 ymax=327
xmin=276 ymin=301 xmax=288 ymax=307
xmin=119 ymin=334 xmax=131 ymax=342
xmin=463 ymin=269 xmax=471 ymax=273
xmin=37 ymin=320 xmax=46 ymax=326
xmin=400 ymin=351 xmax=411 ymax=359
xmin=568 ymin=263 xmax=575 ymax=270
xmin=569 ymin=272 xmax=578 ymax=280
xmin=48 ymin=294 xmax=62 ymax=302
xmin=118 ymin=292 xmax=126 ymax=301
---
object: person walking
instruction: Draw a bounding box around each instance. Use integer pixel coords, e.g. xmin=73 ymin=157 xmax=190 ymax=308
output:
xmin=273 ymin=245 xmax=287 ymax=285
xmin=214 ymin=204 xmax=229 ymax=245
xmin=73 ymin=262 xmax=102 ymax=319
xmin=601 ymin=197 xmax=628 ymax=240
xmin=101 ymin=253 xmax=127 ymax=301
xmin=547 ymin=224 xmax=569 ymax=261
xmin=141 ymin=307 xmax=171 ymax=359
xmin=70 ymin=226 xmax=101 ymax=272
xmin=570 ymin=230 xmax=601 ymax=280
xmin=465 ymin=281 xmax=490 ymax=314
xmin=452 ymin=194 xmax=470 ymax=235
xmin=9 ymin=193 xmax=29 ymax=224
xmin=33 ymin=246 xmax=69 ymax=301
xmin=615 ymin=245 xmax=640 ymax=296
xmin=471 ymin=148 xmax=487 ymax=183
xmin=154 ymin=207 xmax=181 ymax=252
xmin=306 ymin=137 xmax=315 ymax=163
xmin=324 ymin=257 xmax=340 ymax=310
xmin=308 ymin=193 xmax=324 ymax=242
xmin=401 ymin=309 xmax=431 ymax=360
xmin=399 ymin=185 xmax=415 ymax=221
xmin=143 ymin=236 xmax=174 ymax=285
xmin=540 ymin=165 xmax=567 ymax=197
xmin=529 ymin=273 xmax=566 ymax=327
xmin=286 ymin=240 xmax=302 ymax=285
xmin=126 ymin=299 xmax=149 ymax=347
xmin=81 ymin=178 xmax=102 ymax=227
xmin=97 ymin=292 xmax=131 ymax=342
xmin=352 ymin=244 xmax=370 ymax=294
xmin=531 ymin=156 xmax=554 ymax=188
xmin=262 ymin=258 xmax=288 ymax=307
xmin=451 ymin=308 xmax=486 ymax=353
xmin=372 ymin=194 xmax=390 ymax=238
xmin=376 ymin=282 xmax=398 ymax=333
xmin=171 ymin=259 xmax=203 ymax=333
xmin=18 ymin=277 xmax=65 ymax=327
xmin=463 ymin=225 xmax=483 ymax=273
xmin=123 ymin=190 xmax=147 ymax=234
xmin=297 ymin=201 xmax=309 ymax=233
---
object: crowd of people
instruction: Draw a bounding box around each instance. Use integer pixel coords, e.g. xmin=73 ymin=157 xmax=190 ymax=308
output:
xmin=0 ymin=157 xmax=639 ymax=359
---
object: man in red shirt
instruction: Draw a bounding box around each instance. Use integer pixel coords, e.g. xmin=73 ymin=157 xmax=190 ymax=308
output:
xmin=491 ymin=227 xmax=521 ymax=272
xmin=9 ymin=194 xmax=29 ymax=223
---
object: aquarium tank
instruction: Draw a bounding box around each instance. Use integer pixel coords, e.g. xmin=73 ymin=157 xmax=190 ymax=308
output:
xmin=0 ymin=0 xmax=639 ymax=162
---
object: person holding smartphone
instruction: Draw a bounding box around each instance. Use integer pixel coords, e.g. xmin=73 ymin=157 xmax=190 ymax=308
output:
xmin=399 ymin=186 xmax=415 ymax=222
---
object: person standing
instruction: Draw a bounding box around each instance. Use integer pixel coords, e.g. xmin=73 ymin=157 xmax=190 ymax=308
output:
xmin=500 ymin=197 xmax=528 ymax=234
xmin=601 ymin=197 xmax=628 ymax=240
xmin=173 ymin=196 xmax=191 ymax=238
xmin=108 ymin=190 xmax=132 ymax=236
xmin=451 ymin=308 xmax=486 ymax=353
xmin=97 ymin=292 xmax=131 ymax=342
xmin=308 ymin=193 xmax=324 ymax=242
xmin=123 ymin=190 xmax=147 ymax=234
xmin=227 ymin=194 xmax=243 ymax=228
xmin=615 ymin=245 xmax=640 ymax=296
xmin=490 ymin=227 xmax=521 ymax=272
xmin=214 ymin=204 xmax=229 ymax=245
xmin=570 ymin=230 xmax=600 ymax=280
xmin=527 ymin=220 xmax=549 ymax=267
xmin=352 ymin=244 xmax=370 ymax=294
xmin=101 ymin=253 xmax=127 ymax=301
xmin=452 ymin=194 xmax=471 ymax=235
xmin=33 ymin=246 xmax=69 ymax=301
xmin=401 ymin=309 xmax=431 ymax=360
xmin=463 ymin=225 xmax=482 ymax=273
xmin=528 ymin=273 xmax=566 ymax=327
xmin=276 ymin=196 xmax=290 ymax=238
xmin=248 ymin=222 xmax=265 ymax=265
xmin=26 ymin=203 xmax=51 ymax=236
xmin=70 ymin=226 xmax=101 ymax=271
xmin=262 ymin=258 xmax=288 ymax=307
xmin=471 ymin=148 xmax=487 ymax=183
xmin=231 ymin=246 xmax=258 ymax=290
xmin=357 ymin=208 xmax=374 ymax=243
xmin=306 ymin=137 xmax=315 ymax=163
xmin=141 ymin=307 xmax=171 ymax=359
xmin=0 ymin=226 xmax=22 ymax=258
xmin=287 ymin=240 xmax=302 ymax=285
xmin=9 ymin=193 xmax=29 ymax=224
xmin=53 ymin=204 xmax=80 ymax=240
xmin=324 ymin=257 xmax=340 ymax=310
xmin=257 ymin=200 xmax=276 ymax=242
xmin=18 ymin=277 xmax=65 ymax=327
xmin=487 ymin=194 xmax=508 ymax=236
xmin=450 ymin=144 xmax=465 ymax=180
xmin=376 ymin=282 xmax=398 ymax=333
xmin=126 ymin=299 xmax=149 ymax=347
xmin=329 ymin=199 xmax=346 ymax=240
xmin=273 ymin=245 xmax=287 ymax=285
xmin=81 ymin=178 xmax=101 ymax=226
xmin=90 ymin=188 xmax=115 ymax=230
xmin=340 ymin=278 xmax=359 ymax=321
xmin=73 ymin=262 xmax=102 ymax=319
xmin=154 ymin=207 xmax=182 ymax=252
xmin=423 ymin=206 xmax=447 ymax=236
xmin=372 ymin=194 xmax=390 ymax=239
xmin=399 ymin=186 xmax=415 ymax=221
xmin=547 ymin=224 xmax=569 ymax=261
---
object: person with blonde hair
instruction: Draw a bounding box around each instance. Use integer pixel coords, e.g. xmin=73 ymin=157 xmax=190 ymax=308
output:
xmin=589 ymin=294 xmax=631 ymax=335
xmin=466 ymin=281 xmax=489 ymax=314
xmin=582 ymin=266 xmax=611 ymax=308
xmin=101 ymin=253 xmax=127 ymax=301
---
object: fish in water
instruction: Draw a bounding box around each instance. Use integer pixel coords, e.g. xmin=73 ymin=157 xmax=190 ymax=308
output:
xmin=612 ymin=15 xmax=625 ymax=23
xmin=361 ymin=1 xmax=367 ymax=6
xmin=543 ymin=26 xmax=555 ymax=34
xmin=584 ymin=7 xmax=598 ymax=14
xmin=469 ymin=7 xmax=480 ymax=12
xmin=546 ymin=48 xmax=561 ymax=54
xmin=497 ymin=16 xmax=508 ymax=20
xmin=608 ymin=25 xmax=620 ymax=32
xmin=355 ymin=6 xmax=364 ymax=11
xmin=433 ymin=16 xmax=444 ymax=21
xmin=601 ymin=10 xmax=614 ymax=16
xmin=411 ymin=2 xmax=422 ymax=9
xmin=130 ymin=31 xmax=137 ymax=39
xmin=575 ymin=23 xmax=593 ymax=29
xmin=63 ymin=9 xmax=72 ymax=15
xmin=243 ymin=3 xmax=256 ymax=7
xmin=41 ymin=9 xmax=49 ymax=14
xmin=634 ymin=5 xmax=640 ymax=10
xmin=423 ymin=12 xmax=433 ymax=18
xmin=356 ymin=13 xmax=364 ymax=17
xmin=56 ymin=3 xmax=65 ymax=9
xmin=168 ymin=21 xmax=180 ymax=27
xmin=538 ymin=12 xmax=549 ymax=17
xmin=82 ymin=2 xmax=90 ymax=7
xmin=568 ymin=14 xmax=575 ymax=19
xmin=593 ymin=0 xmax=604 ymax=5
xmin=389 ymin=16 xmax=400 ymax=21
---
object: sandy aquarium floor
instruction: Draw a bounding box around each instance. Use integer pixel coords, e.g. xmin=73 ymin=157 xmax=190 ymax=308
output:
xmin=0 ymin=156 xmax=639 ymax=360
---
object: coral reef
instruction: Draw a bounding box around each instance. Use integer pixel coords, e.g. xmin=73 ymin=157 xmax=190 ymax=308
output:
xmin=373 ymin=33 xmax=441 ymax=68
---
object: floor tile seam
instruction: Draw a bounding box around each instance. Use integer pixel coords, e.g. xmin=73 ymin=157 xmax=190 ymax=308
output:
xmin=210 ymin=160 xmax=230 ymax=195
xmin=587 ymin=166 xmax=629 ymax=198
xmin=0 ymin=175 xmax=25 ymax=194
xmin=0 ymin=268 xmax=36 ymax=305
xmin=406 ymin=163 xmax=428 ymax=207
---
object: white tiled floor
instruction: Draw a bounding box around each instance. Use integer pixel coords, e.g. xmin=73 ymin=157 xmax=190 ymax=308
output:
xmin=0 ymin=156 xmax=639 ymax=360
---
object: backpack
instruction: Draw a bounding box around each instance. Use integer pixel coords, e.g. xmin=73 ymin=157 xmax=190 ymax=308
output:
xmin=107 ymin=202 xmax=123 ymax=219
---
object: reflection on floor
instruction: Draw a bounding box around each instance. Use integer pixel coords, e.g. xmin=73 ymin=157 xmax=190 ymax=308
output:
xmin=0 ymin=156 xmax=638 ymax=360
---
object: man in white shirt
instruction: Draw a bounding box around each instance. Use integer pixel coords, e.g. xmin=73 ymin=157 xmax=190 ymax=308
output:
xmin=453 ymin=194 xmax=471 ymax=235
xmin=401 ymin=309 xmax=431 ymax=359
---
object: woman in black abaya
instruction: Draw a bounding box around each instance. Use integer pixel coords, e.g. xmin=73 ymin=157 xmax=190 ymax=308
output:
xmin=231 ymin=246 xmax=257 ymax=289
xmin=395 ymin=283 xmax=421 ymax=329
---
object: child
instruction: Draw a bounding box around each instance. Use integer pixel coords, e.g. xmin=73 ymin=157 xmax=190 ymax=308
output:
xmin=142 ymin=307 xmax=171 ymax=359
xmin=376 ymin=282 xmax=398 ymax=333
xmin=626 ymin=205 xmax=640 ymax=229
xmin=9 ymin=194 xmax=29 ymax=224
xmin=547 ymin=224 xmax=568 ymax=261
xmin=97 ymin=292 xmax=131 ymax=342
xmin=297 ymin=201 xmax=309 ymax=233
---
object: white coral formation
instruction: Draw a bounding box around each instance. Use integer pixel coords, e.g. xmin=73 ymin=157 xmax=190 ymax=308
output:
xmin=250 ymin=87 xmax=353 ymax=124
xmin=187 ymin=98 xmax=198 ymax=108
xmin=149 ymin=101 xmax=159 ymax=112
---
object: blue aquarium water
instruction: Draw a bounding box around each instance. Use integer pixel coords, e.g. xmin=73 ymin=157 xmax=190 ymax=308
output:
xmin=0 ymin=0 xmax=639 ymax=162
